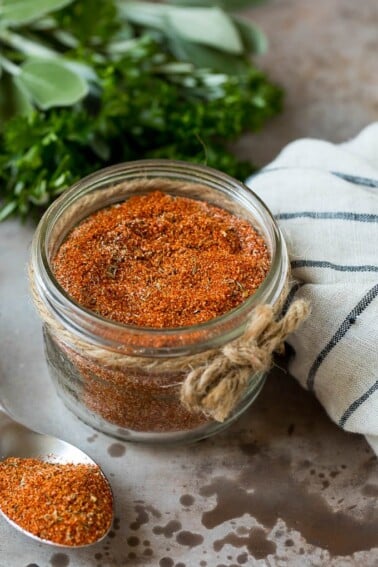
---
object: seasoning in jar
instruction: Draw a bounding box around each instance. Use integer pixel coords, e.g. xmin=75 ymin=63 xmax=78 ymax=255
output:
xmin=48 ymin=190 xmax=271 ymax=433
xmin=30 ymin=167 xmax=308 ymax=443
xmin=0 ymin=457 xmax=113 ymax=546
xmin=52 ymin=191 xmax=271 ymax=328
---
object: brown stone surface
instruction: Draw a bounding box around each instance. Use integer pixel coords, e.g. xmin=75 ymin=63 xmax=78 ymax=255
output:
xmin=238 ymin=0 xmax=378 ymax=166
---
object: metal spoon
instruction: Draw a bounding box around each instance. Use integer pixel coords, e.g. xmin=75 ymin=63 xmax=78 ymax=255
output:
xmin=0 ymin=401 xmax=114 ymax=547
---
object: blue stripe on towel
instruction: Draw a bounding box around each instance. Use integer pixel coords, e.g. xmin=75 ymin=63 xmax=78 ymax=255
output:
xmin=331 ymin=171 xmax=378 ymax=188
xmin=249 ymin=167 xmax=378 ymax=188
xmin=291 ymin=260 xmax=378 ymax=272
xmin=276 ymin=211 xmax=378 ymax=223
xmin=339 ymin=380 xmax=378 ymax=428
xmin=307 ymin=283 xmax=378 ymax=392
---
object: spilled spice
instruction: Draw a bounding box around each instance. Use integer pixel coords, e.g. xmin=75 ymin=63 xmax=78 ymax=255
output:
xmin=52 ymin=191 xmax=270 ymax=328
xmin=0 ymin=457 xmax=113 ymax=546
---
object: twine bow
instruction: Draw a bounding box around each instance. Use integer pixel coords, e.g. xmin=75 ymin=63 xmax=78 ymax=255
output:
xmin=181 ymin=300 xmax=310 ymax=421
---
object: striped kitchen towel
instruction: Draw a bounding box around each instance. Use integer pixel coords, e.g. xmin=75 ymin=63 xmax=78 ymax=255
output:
xmin=246 ymin=122 xmax=378 ymax=454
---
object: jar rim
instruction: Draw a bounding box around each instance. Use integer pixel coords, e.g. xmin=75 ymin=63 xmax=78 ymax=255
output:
xmin=31 ymin=159 xmax=289 ymax=355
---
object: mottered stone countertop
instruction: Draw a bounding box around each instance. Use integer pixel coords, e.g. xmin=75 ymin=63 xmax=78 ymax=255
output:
xmin=0 ymin=1 xmax=377 ymax=565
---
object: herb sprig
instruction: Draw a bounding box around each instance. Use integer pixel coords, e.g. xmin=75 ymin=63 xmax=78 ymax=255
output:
xmin=0 ymin=0 xmax=282 ymax=221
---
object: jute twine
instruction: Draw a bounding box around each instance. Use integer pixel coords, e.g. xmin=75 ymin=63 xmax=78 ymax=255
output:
xmin=29 ymin=178 xmax=310 ymax=422
xmin=29 ymin=264 xmax=309 ymax=422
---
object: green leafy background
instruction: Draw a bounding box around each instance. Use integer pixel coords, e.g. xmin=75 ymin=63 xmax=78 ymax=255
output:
xmin=0 ymin=0 xmax=282 ymax=220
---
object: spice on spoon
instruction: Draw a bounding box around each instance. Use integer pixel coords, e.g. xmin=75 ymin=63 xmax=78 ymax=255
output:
xmin=0 ymin=457 xmax=113 ymax=546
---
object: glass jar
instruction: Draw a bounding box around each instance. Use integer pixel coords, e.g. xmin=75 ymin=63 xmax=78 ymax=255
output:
xmin=30 ymin=160 xmax=289 ymax=444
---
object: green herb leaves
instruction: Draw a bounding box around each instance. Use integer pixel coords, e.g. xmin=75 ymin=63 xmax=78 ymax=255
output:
xmin=0 ymin=0 xmax=88 ymax=120
xmin=167 ymin=7 xmax=243 ymax=54
xmin=17 ymin=60 xmax=88 ymax=109
xmin=123 ymin=3 xmax=243 ymax=54
xmin=1 ymin=0 xmax=75 ymax=26
xmin=120 ymin=1 xmax=267 ymax=71
xmin=0 ymin=0 xmax=282 ymax=221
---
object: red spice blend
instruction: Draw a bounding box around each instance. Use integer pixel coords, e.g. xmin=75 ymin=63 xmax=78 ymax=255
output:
xmin=0 ymin=457 xmax=113 ymax=546
xmin=52 ymin=191 xmax=270 ymax=328
xmin=47 ymin=189 xmax=271 ymax=433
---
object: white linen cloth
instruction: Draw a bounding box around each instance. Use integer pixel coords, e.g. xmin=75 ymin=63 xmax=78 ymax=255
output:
xmin=246 ymin=123 xmax=378 ymax=454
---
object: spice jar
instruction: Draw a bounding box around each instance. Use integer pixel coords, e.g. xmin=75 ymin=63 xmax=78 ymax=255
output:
xmin=30 ymin=160 xmax=293 ymax=444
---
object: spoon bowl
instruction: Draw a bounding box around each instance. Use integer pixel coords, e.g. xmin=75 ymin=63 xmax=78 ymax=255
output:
xmin=0 ymin=404 xmax=114 ymax=547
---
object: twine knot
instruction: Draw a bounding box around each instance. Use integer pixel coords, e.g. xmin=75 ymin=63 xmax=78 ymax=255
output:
xmin=180 ymin=300 xmax=310 ymax=421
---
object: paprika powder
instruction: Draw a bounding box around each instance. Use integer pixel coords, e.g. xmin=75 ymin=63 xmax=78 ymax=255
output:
xmin=52 ymin=191 xmax=270 ymax=328
xmin=0 ymin=457 xmax=113 ymax=546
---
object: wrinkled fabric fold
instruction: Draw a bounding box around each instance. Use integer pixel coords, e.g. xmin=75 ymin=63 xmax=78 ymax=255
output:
xmin=246 ymin=123 xmax=378 ymax=454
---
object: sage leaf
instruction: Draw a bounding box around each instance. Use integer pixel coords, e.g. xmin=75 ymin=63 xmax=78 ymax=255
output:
xmin=1 ymin=0 xmax=74 ymax=27
xmin=233 ymin=16 xmax=268 ymax=55
xmin=119 ymin=2 xmax=166 ymax=30
xmin=0 ymin=73 xmax=33 ymax=124
xmin=168 ymin=34 xmax=249 ymax=75
xmin=121 ymin=3 xmax=244 ymax=54
xmin=1 ymin=0 xmax=75 ymax=26
xmin=166 ymin=0 xmax=267 ymax=9
xmin=17 ymin=60 xmax=88 ymax=109
xmin=63 ymin=60 xmax=98 ymax=83
xmin=166 ymin=7 xmax=243 ymax=54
